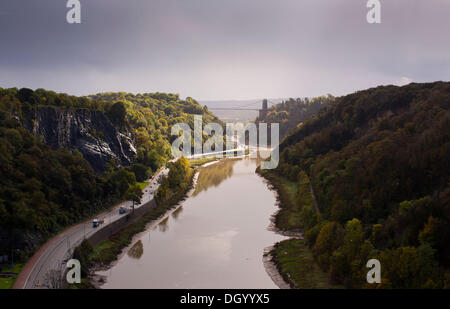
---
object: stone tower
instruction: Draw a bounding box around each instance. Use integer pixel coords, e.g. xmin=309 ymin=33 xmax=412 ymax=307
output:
xmin=259 ymin=99 xmax=268 ymax=119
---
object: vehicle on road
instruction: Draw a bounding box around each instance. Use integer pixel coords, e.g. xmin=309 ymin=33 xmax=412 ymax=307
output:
xmin=119 ymin=206 xmax=126 ymax=214
xmin=93 ymin=218 xmax=105 ymax=227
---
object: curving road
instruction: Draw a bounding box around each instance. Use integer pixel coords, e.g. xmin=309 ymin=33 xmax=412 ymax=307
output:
xmin=15 ymin=149 xmax=245 ymax=289
xmin=14 ymin=167 xmax=169 ymax=289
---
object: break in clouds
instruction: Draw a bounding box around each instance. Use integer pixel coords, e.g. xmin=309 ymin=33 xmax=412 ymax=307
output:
xmin=0 ymin=0 xmax=449 ymax=99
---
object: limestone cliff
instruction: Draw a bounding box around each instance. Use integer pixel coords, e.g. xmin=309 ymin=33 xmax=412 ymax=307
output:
xmin=22 ymin=107 xmax=136 ymax=172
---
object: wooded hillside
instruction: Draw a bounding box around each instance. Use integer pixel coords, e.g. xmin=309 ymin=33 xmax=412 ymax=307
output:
xmin=270 ymin=82 xmax=450 ymax=288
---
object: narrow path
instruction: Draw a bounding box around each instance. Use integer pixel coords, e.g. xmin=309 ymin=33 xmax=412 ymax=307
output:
xmin=309 ymin=183 xmax=320 ymax=214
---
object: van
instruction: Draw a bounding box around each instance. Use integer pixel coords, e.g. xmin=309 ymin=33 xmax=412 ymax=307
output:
xmin=92 ymin=218 xmax=99 ymax=228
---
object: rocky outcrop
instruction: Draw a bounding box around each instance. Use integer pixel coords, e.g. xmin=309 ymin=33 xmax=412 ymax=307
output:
xmin=22 ymin=107 xmax=136 ymax=172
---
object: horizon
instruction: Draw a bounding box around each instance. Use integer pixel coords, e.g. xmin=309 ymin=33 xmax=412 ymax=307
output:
xmin=2 ymin=80 xmax=447 ymax=103
xmin=1 ymin=0 xmax=449 ymax=101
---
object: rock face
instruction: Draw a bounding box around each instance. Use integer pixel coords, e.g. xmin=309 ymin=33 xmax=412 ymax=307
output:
xmin=23 ymin=107 xmax=136 ymax=172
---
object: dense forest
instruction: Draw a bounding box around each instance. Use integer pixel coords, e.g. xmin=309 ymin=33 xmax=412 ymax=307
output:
xmin=268 ymin=82 xmax=450 ymax=288
xmin=90 ymin=92 xmax=220 ymax=169
xmin=256 ymin=95 xmax=334 ymax=140
xmin=0 ymin=87 xmax=218 ymax=261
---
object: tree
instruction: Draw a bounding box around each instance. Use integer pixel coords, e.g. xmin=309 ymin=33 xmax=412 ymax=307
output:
xmin=313 ymin=221 xmax=344 ymax=270
xmin=129 ymin=163 xmax=151 ymax=182
xmin=107 ymin=101 xmax=127 ymax=126
xmin=111 ymin=169 xmax=136 ymax=197
xmin=342 ymin=218 xmax=364 ymax=261
xmin=155 ymin=182 xmax=168 ymax=203
xmin=73 ymin=240 xmax=93 ymax=277
xmin=44 ymin=269 xmax=64 ymax=289
xmin=419 ymin=216 xmax=441 ymax=248
xmin=330 ymin=218 xmax=367 ymax=286
xmin=125 ymin=184 xmax=143 ymax=213
xmin=0 ymin=86 xmax=220 ymax=263
xmin=167 ymin=157 xmax=190 ymax=188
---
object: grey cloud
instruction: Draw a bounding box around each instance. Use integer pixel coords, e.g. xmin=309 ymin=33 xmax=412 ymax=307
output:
xmin=0 ymin=0 xmax=449 ymax=99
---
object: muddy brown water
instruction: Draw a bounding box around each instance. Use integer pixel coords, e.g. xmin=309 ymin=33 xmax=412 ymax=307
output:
xmin=96 ymin=158 xmax=286 ymax=288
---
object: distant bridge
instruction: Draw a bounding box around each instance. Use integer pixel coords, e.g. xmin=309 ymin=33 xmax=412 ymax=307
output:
xmin=208 ymin=99 xmax=277 ymax=118
xmin=208 ymin=107 xmax=260 ymax=111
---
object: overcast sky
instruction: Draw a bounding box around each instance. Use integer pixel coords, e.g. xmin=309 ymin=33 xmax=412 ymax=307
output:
xmin=0 ymin=0 xmax=449 ymax=100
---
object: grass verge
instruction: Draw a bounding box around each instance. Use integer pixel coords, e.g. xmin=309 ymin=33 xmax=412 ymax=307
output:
xmin=271 ymin=239 xmax=340 ymax=289
xmin=257 ymin=168 xmax=335 ymax=289
xmin=189 ymin=157 xmax=217 ymax=167
xmin=136 ymin=181 xmax=149 ymax=191
xmin=257 ymin=168 xmax=301 ymax=231
xmin=0 ymin=264 xmax=23 ymax=289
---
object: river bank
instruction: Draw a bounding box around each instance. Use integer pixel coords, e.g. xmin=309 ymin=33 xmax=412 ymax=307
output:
xmin=83 ymin=166 xmax=197 ymax=288
xmin=257 ymin=167 xmax=337 ymax=289
xmin=80 ymin=156 xmax=320 ymax=289
xmin=92 ymin=158 xmax=286 ymax=289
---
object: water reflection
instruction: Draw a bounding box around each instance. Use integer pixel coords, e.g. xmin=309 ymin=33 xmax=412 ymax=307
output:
xmin=98 ymin=159 xmax=286 ymax=289
xmin=158 ymin=217 xmax=169 ymax=232
xmin=127 ymin=240 xmax=144 ymax=260
xmin=193 ymin=159 xmax=237 ymax=196
xmin=171 ymin=206 xmax=183 ymax=220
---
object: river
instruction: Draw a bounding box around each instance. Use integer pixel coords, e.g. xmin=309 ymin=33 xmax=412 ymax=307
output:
xmin=96 ymin=158 xmax=286 ymax=288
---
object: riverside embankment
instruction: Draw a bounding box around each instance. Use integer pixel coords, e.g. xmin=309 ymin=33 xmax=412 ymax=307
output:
xmin=94 ymin=158 xmax=289 ymax=289
xmin=14 ymin=167 xmax=168 ymax=289
xmin=257 ymin=168 xmax=338 ymax=289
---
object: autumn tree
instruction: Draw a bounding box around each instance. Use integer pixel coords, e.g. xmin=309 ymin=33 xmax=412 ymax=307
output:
xmin=125 ymin=184 xmax=143 ymax=213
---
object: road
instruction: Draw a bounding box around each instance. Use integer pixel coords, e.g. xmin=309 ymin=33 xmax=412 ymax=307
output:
xmin=14 ymin=167 xmax=169 ymax=289
xmin=16 ymin=148 xmax=247 ymax=289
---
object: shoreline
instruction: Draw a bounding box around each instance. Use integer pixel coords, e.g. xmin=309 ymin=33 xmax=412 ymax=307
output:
xmin=88 ymin=162 xmax=204 ymax=288
xmin=13 ymin=170 xmax=164 ymax=289
xmin=262 ymin=245 xmax=291 ymax=289
xmin=256 ymin=173 xmax=297 ymax=289
xmin=263 ymin=178 xmax=304 ymax=239
xmin=257 ymin=168 xmax=337 ymax=289
xmin=89 ymin=157 xmax=293 ymax=290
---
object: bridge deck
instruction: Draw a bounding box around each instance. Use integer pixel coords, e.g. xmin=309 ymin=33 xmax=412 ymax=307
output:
xmin=208 ymin=108 xmax=261 ymax=111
